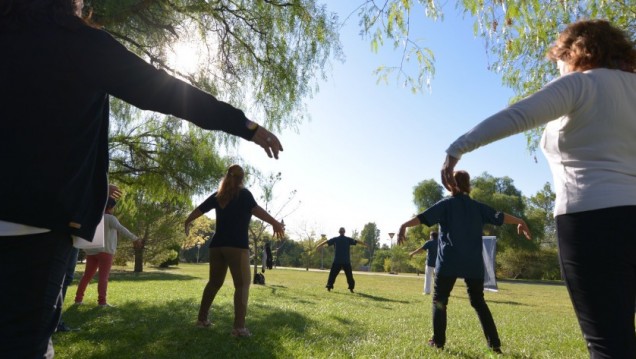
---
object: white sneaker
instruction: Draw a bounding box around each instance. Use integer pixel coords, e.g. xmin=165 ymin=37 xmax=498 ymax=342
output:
xmin=98 ymin=303 xmax=116 ymax=308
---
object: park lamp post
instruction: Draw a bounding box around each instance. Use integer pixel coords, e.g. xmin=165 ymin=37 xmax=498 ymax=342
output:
xmin=196 ymin=242 xmax=201 ymax=263
xmin=320 ymin=234 xmax=326 ymax=270
xmin=388 ymin=232 xmax=395 ymax=248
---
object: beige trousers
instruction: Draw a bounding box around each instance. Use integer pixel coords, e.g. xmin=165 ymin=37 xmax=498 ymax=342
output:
xmin=198 ymin=247 xmax=251 ymax=329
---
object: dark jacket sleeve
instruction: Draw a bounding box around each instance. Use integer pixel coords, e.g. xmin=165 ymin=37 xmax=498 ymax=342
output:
xmin=73 ymin=27 xmax=256 ymax=140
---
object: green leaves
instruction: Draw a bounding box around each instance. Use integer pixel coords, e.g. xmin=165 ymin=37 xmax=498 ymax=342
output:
xmin=360 ymin=0 xmax=439 ymax=93
xmin=95 ymin=0 xmax=341 ymax=133
xmin=458 ymin=0 xmax=636 ymax=151
xmin=364 ymin=0 xmax=636 ymax=151
xmin=412 ymin=178 xmax=444 ymax=212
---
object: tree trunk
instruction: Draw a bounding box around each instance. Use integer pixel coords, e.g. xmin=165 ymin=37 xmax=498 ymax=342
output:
xmin=253 ymin=237 xmax=258 ymax=283
xmin=134 ymin=247 xmax=144 ymax=272
xmin=133 ymin=230 xmax=149 ymax=273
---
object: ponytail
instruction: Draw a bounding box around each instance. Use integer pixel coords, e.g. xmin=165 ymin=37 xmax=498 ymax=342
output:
xmin=216 ymin=165 xmax=245 ymax=207
xmin=452 ymin=170 xmax=471 ymax=196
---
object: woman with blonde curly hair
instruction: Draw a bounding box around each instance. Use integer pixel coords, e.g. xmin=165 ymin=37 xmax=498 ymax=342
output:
xmin=185 ymin=165 xmax=285 ymax=337
xmin=442 ymin=19 xmax=636 ymax=358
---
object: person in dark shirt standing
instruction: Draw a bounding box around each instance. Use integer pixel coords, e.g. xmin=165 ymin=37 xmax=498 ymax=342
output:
xmin=316 ymin=227 xmax=367 ymax=293
xmin=184 ymin=165 xmax=285 ymax=337
xmin=409 ymin=231 xmax=439 ymax=295
xmin=398 ymin=171 xmax=531 ymax=353
xmin=0 ymin=2 xmax=283 ymax=357
xmin=265 ymin=242 xmax=273 ymax=270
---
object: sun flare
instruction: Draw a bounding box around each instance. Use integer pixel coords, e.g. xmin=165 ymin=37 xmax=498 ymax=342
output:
xmin=167 ymin=41 xmax=200 ymax=74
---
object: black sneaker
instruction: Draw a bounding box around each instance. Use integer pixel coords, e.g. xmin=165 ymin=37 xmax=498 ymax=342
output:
xmin=349 ymin=288 xmax=355 ymax=293
xmin=56 ymin=322 xmax=75 ymax=333
xmin=326 ymin=286 xmax=332 ymax=292
xmin=491 ymin=347 xmax=503 ymax=354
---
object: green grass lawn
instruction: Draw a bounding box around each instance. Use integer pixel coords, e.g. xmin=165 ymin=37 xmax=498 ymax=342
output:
xmin=54 ymin=264 xmax=587 ymax=358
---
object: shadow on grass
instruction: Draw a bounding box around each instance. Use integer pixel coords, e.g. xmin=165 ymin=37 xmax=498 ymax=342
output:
xmin=451 ymin=295 xmax=527 ymax=307
xmin=355 ymin=292 xmax=410 ymax=304
xmin=331 ymin=315 xmax=354 ymax=325
xmin=486 ymin=299 xmax=526 ymax=306
xmin=75 ymin=270 xmax=200 ymax=283
xmin=498 ymin=278 xmax=565 ymax=287
xmin=439 ymin=348 xmax=485 ymax=359
xmin=267 ymin=284 xmax=288 ymax=295
xmin=54 ymin=299 xmax=316 ymax=359
xmin=442 ymin=347 xmax=533 ymax=359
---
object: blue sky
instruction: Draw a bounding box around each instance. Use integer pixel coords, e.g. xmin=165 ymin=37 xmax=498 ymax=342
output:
xmin=231 ymin=2 xmax=554 ymax=246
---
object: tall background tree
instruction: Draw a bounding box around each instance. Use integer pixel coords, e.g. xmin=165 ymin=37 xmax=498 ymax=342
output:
xmin=413 ymin=179 xmax=444 ymax=212
xmin=409 ymin=179 xmax=444 ymax=242
xmin=359 ymin=222 xmax=380 ymax=269
xmin=348 ymin=229 xmax=369 ymax=270
xmin=89 ymin=0 xmax=341 ymax=129
xmin=182 ymin=215 xmax=215 ymax=263
xmin=247 ymin=171 xmax=297 ymax=280
xmin=298 ymin=229 xmax=320 ymax=271
xmin=470 ymin=172 xmax=537 ymax=251
xmin=108 ymin=108 xmax=228 ymax=271
xmin=524 ymin=182 xmax=557 ymax=248
xmin=94 ymin=1 xmax=340 ymax=268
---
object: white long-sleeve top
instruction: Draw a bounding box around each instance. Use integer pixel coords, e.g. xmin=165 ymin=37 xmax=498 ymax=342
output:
xmin=446 ymin=68 xmax=636 ymax=216
xmin=85 ymin=214 xmax=138 ymax=255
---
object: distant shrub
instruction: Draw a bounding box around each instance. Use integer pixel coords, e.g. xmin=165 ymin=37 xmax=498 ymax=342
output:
xmin=154 ymin=249 xmax=179 ymax=268
xmin=383 ymin=258 xmax=392 ymax=273
xmin=498 ymin=248 xmax=561 ymax=280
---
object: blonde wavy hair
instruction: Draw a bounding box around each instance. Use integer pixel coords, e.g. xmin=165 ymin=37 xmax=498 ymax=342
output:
xmin=216 ymin=165 xmax=245 ymax=207
xmin=547 ymin=19 xmax=636 ymax=72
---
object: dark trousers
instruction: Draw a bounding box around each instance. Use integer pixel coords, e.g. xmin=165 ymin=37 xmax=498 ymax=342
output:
xmin=61 ymin=247 xmax=79 ymax=300
xmin=432 ymin=276 xmax=500 ymax=349
xmin=0 ymin=232 xmax=73 ymax=359
xmin=57 ymin=247 xmax=79 ymax=328
xmin=326 ymin=262 xmax=355 ymax=290
xmin=556 ymin=206 xmax=636 ymax=359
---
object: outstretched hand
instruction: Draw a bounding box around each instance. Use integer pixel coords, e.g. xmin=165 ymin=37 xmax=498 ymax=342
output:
xmin=109 ymin=184 xmax=122 ymax=200
xmin=517 ymin=222 xmax=532 ymax=240
xmin=441 ymin=154 xmax=459 ymax=193
xmin=272 ymin=221 xmax=285 ymax=239
xmin=252 ymin=126 xmax=283 ymax=159
xmin=397 ymin=227 xmax=406 ymax=245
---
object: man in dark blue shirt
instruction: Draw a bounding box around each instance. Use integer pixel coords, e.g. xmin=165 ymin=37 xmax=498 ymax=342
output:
xmin=409 ymin=231 xmax=438 ymax=294
xmin=316 ymin=227 xmax=367 ymax=293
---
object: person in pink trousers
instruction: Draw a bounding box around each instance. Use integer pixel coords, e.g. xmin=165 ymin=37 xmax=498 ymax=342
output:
xmin=75 ymin=198 xmax=140 ymax=306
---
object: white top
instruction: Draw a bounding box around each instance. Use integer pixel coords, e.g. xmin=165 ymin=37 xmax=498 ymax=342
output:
xmin=85 ymin=213 xmax=137 ymax=255
xmin=0 ymin=220 xmax=50 ymax=236
xmin=0 ymin=220 xmax=90 ymax=245
xmin=446 ymin=68 xmax=636 ymax=216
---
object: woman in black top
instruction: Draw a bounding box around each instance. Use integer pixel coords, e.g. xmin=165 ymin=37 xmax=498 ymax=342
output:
xmin=0 ymin=1 xmax=282 ymax=357
xmin=185 ymin=165 xmax=285 ymax=337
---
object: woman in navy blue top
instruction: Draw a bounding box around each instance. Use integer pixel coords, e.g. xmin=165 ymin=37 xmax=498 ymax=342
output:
xmin=398 ymin=170 xmax=531 ymax=353
xmin=185 ymin=165 xmax=285 ymax=337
